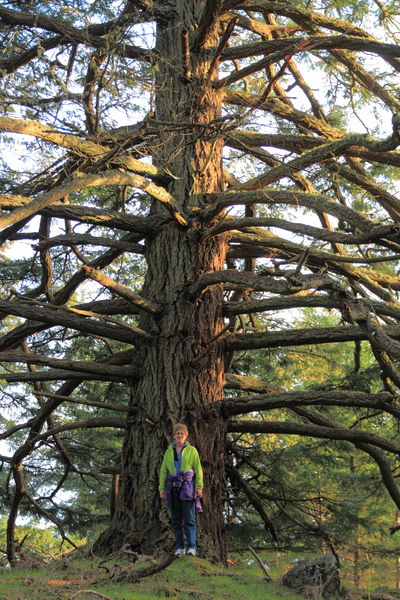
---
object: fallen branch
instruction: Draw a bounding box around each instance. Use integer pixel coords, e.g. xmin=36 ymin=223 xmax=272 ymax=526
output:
xmin=248 ymin=546 xmax=272 ymax=582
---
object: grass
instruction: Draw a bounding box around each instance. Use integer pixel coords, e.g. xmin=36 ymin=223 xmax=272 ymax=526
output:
xmin=0 ymin=552 xmax=304 ymax=600
xmin=3 ymin=549 xmax=400 ymax=600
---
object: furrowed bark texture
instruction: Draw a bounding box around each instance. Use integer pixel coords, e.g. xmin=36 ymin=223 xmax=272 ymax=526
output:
xmin=94 ymin=1 xmax=227 ymax=562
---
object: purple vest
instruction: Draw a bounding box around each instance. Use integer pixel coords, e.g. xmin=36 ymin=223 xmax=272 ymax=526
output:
xmin=165 ymin=470 xmax=202 ymax=513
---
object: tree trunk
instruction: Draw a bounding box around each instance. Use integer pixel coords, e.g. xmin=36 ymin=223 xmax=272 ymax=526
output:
xmin=94 ymin=1 xmax=228 ymax=562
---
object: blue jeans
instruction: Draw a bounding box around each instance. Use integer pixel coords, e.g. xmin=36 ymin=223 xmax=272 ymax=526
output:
xmin=171 ymin=487 xmax=196 ymax=549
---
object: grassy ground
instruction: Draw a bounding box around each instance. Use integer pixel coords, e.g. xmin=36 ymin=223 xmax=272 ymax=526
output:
xmin=3 ymin=550 xmax=400 ymax=600
xmin=0 ymin=552 xmax=304 ymax=600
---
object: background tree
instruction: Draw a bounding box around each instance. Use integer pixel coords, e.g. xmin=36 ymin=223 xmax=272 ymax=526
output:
xmin=1 ymin=0 xmax=400 ymax=568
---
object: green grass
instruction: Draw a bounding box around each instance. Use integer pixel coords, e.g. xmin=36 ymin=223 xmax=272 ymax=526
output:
xmin=0 ymin=553 xmax=303 ymax=600
xmin=3 ymin=550 xmax=400 ymax=600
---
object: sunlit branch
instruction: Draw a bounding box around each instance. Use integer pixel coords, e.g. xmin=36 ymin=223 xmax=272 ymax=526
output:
xmin=74 ymin=298 xmax=140 ymax=315
xmin=229 ymin=124 xmax=400 ymax=192
xmin=221 ymin=35 xmax=400 ymax=62
xmin=228 ymin=419 xmax=400 ymax=455
xmin=0 ymin=195 xmax=165 ymax=234
xmin=228 ymin=232 xmax=399 ymax=300
xmin=82 ymin=265 xmax=162 ymax=315
xmin=224 ymin=372 xmax=283 ymax=394
xmin=223 ymin=390 xmax=397 ymax=417
xmin=0 ymin=170 xmax=187 ymax=231
xmin=0 ymin=117 xmax=161 ymax=179
xmin=199 ymin=190 xmax=374 ymax=230
xmin=187 ymin=268 xmax=330 ymax=298
xmin=205 ymin=216 xmax=398 ymax=247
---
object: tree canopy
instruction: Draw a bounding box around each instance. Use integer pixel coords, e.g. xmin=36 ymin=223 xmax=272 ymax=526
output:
xmin=1 ymin=0 xmax=400 ymax=567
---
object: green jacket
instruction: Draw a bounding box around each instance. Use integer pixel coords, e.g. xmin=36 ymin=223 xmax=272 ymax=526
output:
xmin=159 ymin=443 xmax=203 ymax=491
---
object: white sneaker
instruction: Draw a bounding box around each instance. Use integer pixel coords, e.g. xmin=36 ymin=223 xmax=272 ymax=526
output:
xmin=174 ymin=548 xmax=185 ymax=556
xmin=186 ymin=547 xmax=196 ymax=556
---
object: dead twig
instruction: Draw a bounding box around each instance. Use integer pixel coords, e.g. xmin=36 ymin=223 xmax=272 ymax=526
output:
xmin=248 ymin=546 xmax=272 ymax=582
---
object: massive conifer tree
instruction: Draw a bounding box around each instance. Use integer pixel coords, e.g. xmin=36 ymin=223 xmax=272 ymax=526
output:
xmin=1 ymin=0 xmax=400 ymax=565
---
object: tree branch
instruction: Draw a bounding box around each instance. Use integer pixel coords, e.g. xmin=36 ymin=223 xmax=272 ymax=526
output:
xmin=0 ymin=116 xmax=161 ymax=179
xmin=82 ymin=266 xmax=162 ymax=315
xmin=199 ymin=189 xmax=374 ymax=231
xmin=228 ymin=419 xmax=400 ymax=455
xmin=0 ymin=299 xmax=150 ymax=344
xmin=223 ymin=389 xmax=398 ymax=418
xmin=0 ymin=351 xmax=131 ymax=379
xmin=226 ymin=323 xmax=400 ymax=351
xmin=187 ymin=268 xmax=330 ymax=298
xmin=226 ymin=463 xmax=277 ymax=541
xmin=0 ymin=170 xmax=187 ymax=230
xmin=0 ymin=7 xmax=150 ymax=62
xmin=221 ymin=35 xmax=400 ymax=62
xmin=0 ymin=195 xmax=165 ymax=233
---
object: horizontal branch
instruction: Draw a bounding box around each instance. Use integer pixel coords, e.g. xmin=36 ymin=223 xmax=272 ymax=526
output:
xmin=221 ymin=35 xmax=400 ymax=61
xmin=228 ymin=130 xmax=400 ymax=168
xmin=224 ymin=295 xmax=400 ymax=323
xmin=81 ymin=266 xmax=162 ymax=315
xmin=0 ymin=7 xmax=150 ymax=63
xmin=0 ymin=299 xmax=150 ymax=344
xmin=226 ymin=323 xmax=400 ymax=351
xmin=187 ymin=269 xmax=329 ymax=298
xmin=223 ymin=389 xmax=398 ymax=417
xmin=229 ymin=125 xmax=400 ymax=192
xmin=1 ymin=369 xmax=130 ymax=383
xmin=35 ymin=234 xmax=145 ymax=254
xmin=229 ymin=234 xmax=399 ymax=302
xmin=74 ymin=298 xmax=140 ymax=315
xmin=206 ymin=216 xmax=398 ymax=248
xmin=0 ymin=170 xmax=187 ymax=230
xmin=33 ymin=390 xmax=134 ymax=413
xmin=29 ymin=417 xmax=127 ymax=445
xmin=0 ymin=351 xmax=131 ymax=379
xmin=224 ymin=294 xmax=337 ymax=316
xmin=0 ymin=195 xmax=165 ymax=233
xmin=228 ymin=419 xmax=400 ymax=455
xmin=236 ymin=0 xmax=370 ymax=38
xmin=0 ymin=116 xmax=160 ymax=179
xmin=199 ymin=189 xmax=374 ymax=231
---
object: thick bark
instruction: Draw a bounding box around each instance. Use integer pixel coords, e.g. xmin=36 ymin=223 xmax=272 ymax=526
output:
xmin=94 ymin=2 xmax=228 ymax=562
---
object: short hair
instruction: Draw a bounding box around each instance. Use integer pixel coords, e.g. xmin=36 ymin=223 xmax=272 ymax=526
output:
xmin=173 ymin=423 xmax=188 ymax=436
